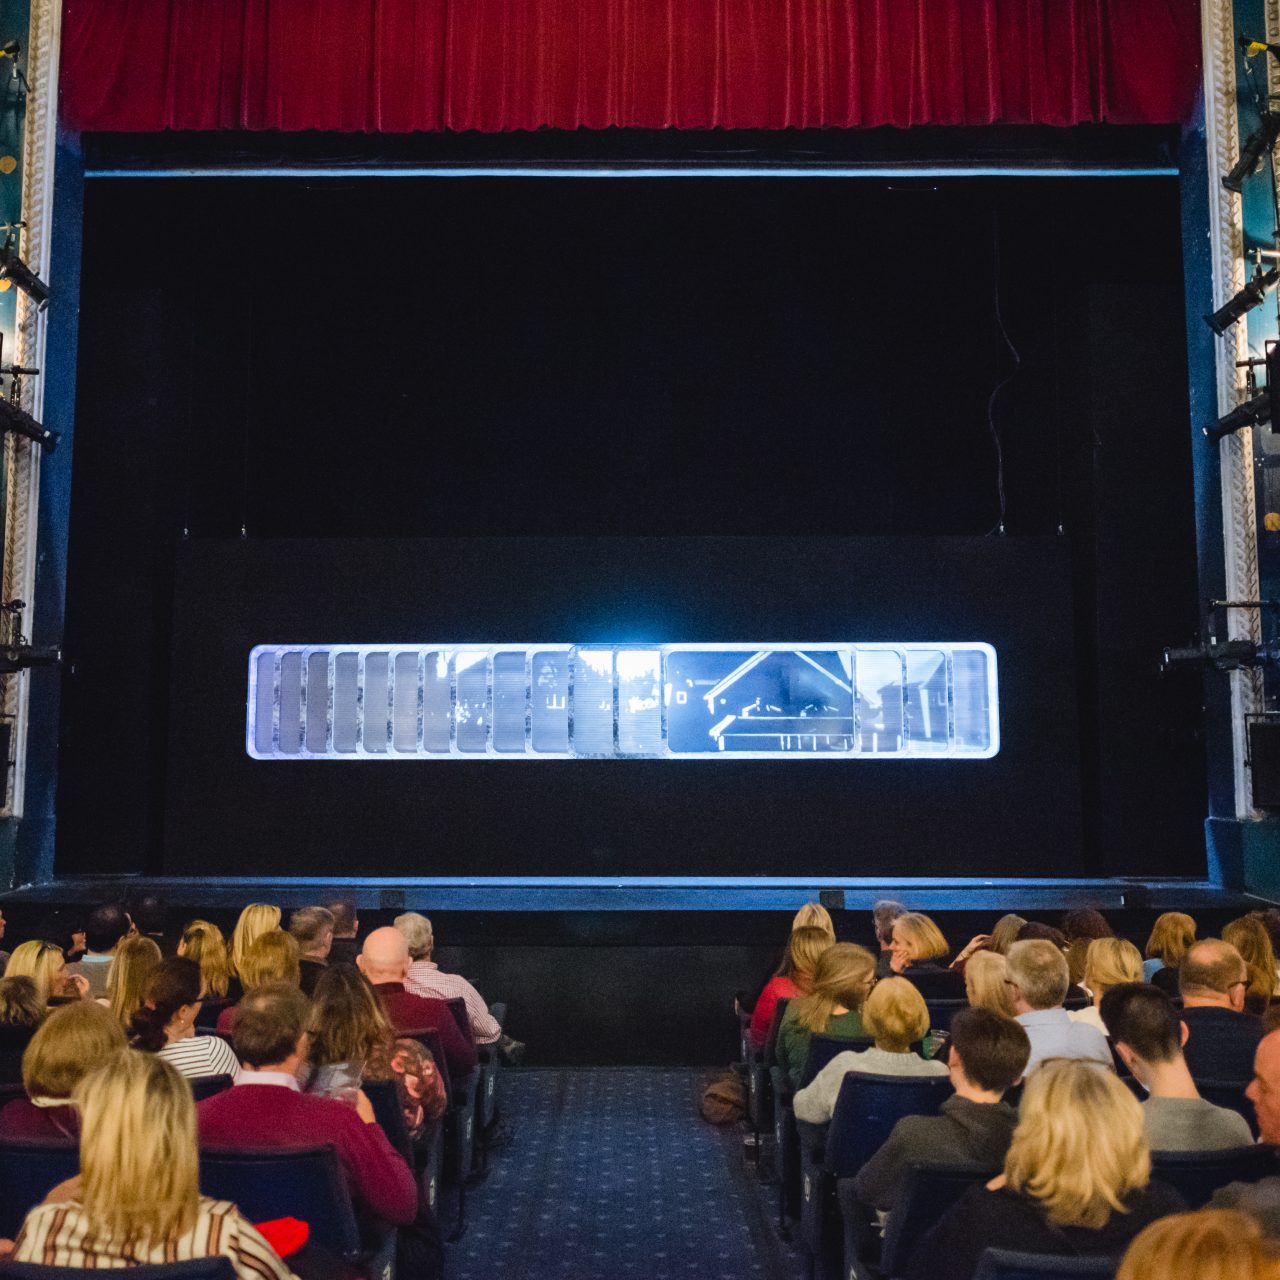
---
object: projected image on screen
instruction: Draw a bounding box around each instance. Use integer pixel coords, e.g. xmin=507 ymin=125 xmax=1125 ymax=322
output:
xmin=248 ymin=641 xmax=997 ymax=760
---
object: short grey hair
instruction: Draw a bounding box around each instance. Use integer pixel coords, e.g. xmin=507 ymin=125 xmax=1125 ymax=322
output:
xmin=872 ymin=900 xmax=907 ymax=945
xmin=1006 ymin=939 xmax=1070 ymax=1010
xmin=394 ymin=912 xmax=433 ymax=961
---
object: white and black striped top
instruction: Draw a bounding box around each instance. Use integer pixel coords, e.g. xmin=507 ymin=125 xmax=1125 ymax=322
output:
xmin=158 ymin=1033 xmax=241 ymax=1082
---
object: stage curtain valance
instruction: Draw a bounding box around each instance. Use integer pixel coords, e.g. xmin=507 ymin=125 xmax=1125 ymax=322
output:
xmin=59 ymin=0 xmax=1202 ymax=134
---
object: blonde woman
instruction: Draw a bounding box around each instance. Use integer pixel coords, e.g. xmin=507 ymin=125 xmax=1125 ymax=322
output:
xmin=776 ymin=944 xmax=877 ymax=1089
xmin=177 ymin=919 xmax=231 ymax=999
xmin=1069 ymin=937 xmax=1144 ymax=1036
xmin=1118 ymin=1209 xmax=1280 ymax=1280
xmin=905 ymin=1059 xmax=1185 ymax=1280
xmin=988 ymin=914 xmax=1027 ymax=956
xmin=4 ymin=939 xmax=87 ymax=1004
xmin=1224 ymin=916 xmax=1278 ymax=1017
xmin=0 ymin=975 xmax=43 ymax=1083
xmin=1144 ymin=912 xmax=1196 ymax=996
xmin=750 ymin=925 xmax=834 ymax=1047
xmin=794 ymin=977 xmax=948 ymax=1124
xmin=964 ymin=950 xmax=1016 ymax=1019
xmin=215 ymin=930 xmax=301 ymax=1034
xmin=890 ymin=912 xmax=965 ymax=998
xmin=103 ymin=935 xmax=162 ymax=1028
xmin=228 ymin=903 xmax=282 ymax=989
xmin=0 ymin=1000 xmax=124 ymax=1141
xmin=10 ymin=1049 xmax=296 ymax=1280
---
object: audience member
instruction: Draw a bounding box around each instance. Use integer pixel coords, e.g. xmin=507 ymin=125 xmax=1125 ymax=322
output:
xmin=986 ymin=914 xmax=1026 ymax=956
xmin=216 ymin=930 xmax=301 ymax=1033
xmin=906 ymin=1059 xmax=1185 ymax=1280
xmin=964 ymin=950 xmax=1016 ymax=1019
xmin=1225 ymin=915 xmax=1280 ymax=1017
xmin=890 ymin=912 xmax=965 ymax=997
xmin=0 ymin=903 xmax=7 ymax=968
xmin=129 ymin=956 xmax=241 ymax=1082
xmin=1015 ymin=920 xmax=1070 ymax=949
xmin=289 ymin=906 xmax=334 ymax=997
xmin=851 ymin=1008 xmax=1029 ymax=1215
xmin=0 ymin=1001 xmax=124 ymax=1141
xmin=749 ymin=924 xmax=833 ymax=1048
xmin=177 ymin=919 xmax=231 ymax=999
xmin=326 ymin=899 xmax=361 ymax=966
xmin=1256 ymin=909 xmax=1280 ymax=981
xmin=1100 ymin=982 xmax=1253 ymax=1151
xmin=872 ymin=899 xmax=906 ymax=975
xmin=0 ymin=975 xmax=43 ymax=1082
xmin=64 ymin=904 xmax=132 ymax=999
xmin=6 ymin=939 xmax=88 ymax=1004
xmin=1211 ymin=1029 xmax=1280 ymax=1227
xmin=128 ymin=892 xmax=172 ymax=954
xmin=1070 ymin=937 xmax=1143 ymax=1036
xmin=103 ymin=935 xmax=162 ymax=1027
xmin=775 ymin=943 xmax=876 ymax=1090
xmin=1005 ymin=939 xmax=1111 ymax=1072
xmin=357 ymin=927 xmax=477 ymax=1082
xmin=1144 ymin=911 xmax=1196 ymax=993
xmin=1061 ymin=908 xmax=1115 ymax=985
xmin=793 ymin=902 xmax=835 ymax=934
xmin=10 ymin=1049 xmax=296 ymax=1280
xmin=227 ymin=903 xmax=282 ymax=998
xmin=306 ymin=963 xmax=446 ymax=1138
xmin=1118 ymin=1208 xmax=1280 ymax=1280
xmin=794 ymin=978 xmax=948 ymax=1124
xmin=1179 ymin=938 xmax=1262 ymax=1084
xmin=196 ymin=983 xmax=417 ymax=1228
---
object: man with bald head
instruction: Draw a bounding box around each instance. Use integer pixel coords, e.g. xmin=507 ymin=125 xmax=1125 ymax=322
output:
xmin=1212 ymin=1030 xmax=1280 ymax=1231
xmin=358 ymin=926 xmax=477 ymax=1081
xmin=1178 ymin=938 xmax=1263 ymax=1085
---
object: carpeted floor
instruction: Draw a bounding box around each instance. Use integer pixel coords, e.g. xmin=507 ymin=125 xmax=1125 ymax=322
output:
xmin=445 ymin=1067 xmax=805 ymax=1280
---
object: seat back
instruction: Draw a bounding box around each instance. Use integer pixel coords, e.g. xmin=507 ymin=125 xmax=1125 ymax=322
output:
xmin=798 ymin=1034 xmax=870 ymax=1089
xmin=199 ymin=1145 xmax=360 ymax=1256
xmin=363 ymin=1077 xmax=413 ymax=1163
xmin=0 ymin=1081 xmax=25 ymax=1104
xmin=189 ymin=1075 xmax=233 ymax=1103
xmin=445 ymin=997 xmax=473 ymax=1044
xmin=880 ymin=1162 xmax=999 ymax=1275
xmin=764 ymin=997 xmax=790 ymax=1064
xmin=973 ymin=1249 xmax=1117 ymax=1279
xmin=0 ymin=1262 xmax=235 ymax=1280
xmin=905 ymin=968 xmax=966 ymax=1000
xmin=194 ymin=999 xmax=232 ymax=1031
xmin=402 ymin=1026 xmax=452 ymax=1097
xmin=0 ymin=1138 xmax=79 ymax=1237
xmin=1150 ymin=1144 xmax=1276 ymax=1208
xmin=1194 ymin=1078 xmax=1258 ymax=1137
xmin=924 ymin=998 xmax=968 ymax=1032
xmin=824 ymin=1071 xmax=952 ymax=1178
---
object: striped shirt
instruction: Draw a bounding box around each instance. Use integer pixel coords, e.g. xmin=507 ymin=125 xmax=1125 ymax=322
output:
xmin=158 ymin=1033 xmax=242 ymax=1082
xmin=405 ymin=960 xmax=501 ymax=1043
xmin=13 ymin=1197 xmax=297 ymax=1280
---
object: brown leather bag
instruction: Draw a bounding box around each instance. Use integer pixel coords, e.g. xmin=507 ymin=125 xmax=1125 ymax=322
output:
xmin=699 ymin=1070 xmax=747 ymax=1125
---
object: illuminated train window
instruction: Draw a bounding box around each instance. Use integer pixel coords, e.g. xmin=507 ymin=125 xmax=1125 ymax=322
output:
xmin=248 ymin=643 xmax=999 ymax=759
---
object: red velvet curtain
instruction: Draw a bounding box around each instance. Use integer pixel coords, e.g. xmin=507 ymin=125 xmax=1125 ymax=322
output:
xmin=59 ymin=0 xmax=1202 ymax=134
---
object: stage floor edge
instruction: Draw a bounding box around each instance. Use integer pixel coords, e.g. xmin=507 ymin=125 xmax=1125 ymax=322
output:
xmin=0 ymin=876 xmax=1266 ymax=912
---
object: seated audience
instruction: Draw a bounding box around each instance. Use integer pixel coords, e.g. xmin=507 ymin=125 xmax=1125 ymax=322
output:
xmin=794 ymin=977 xmax=948 ymax=1124
xmin=1144 ymin=911 xmax=1196 ymax=993
xmin=289 ymin=906 xmax=334 ymax=997
xmin=776 ymin=943 xmax=877 ymax=1090
xmin=963 ymin=950 xmax=1016 ymax=1019
xmin=326 ymin=899 xmax=361 ymax=966
xmin=227 ymin=903 xmax=282 ymax=1001
xmin=906 ymin=1058 xmax=1185 ymax=1280
xmin=216 ymin=929 xmax=301 ymax=1033
xmin=306 ymin=963 xmax=446 ymax=1138
xmin=1179 ymin=938 xmax=1262 ymax=1084
xmin=1225 ymin=915 xmax=1280 ymax=1017
xmin=178 ymin=919 xmax=232 ymax=1024
xmin=129 ymin=956 xmax=241 ymax=1081
xmin=10 ymin=1049 xmax=296 ymax=1280
xmin=357 ymin=927 xmax=477 ymax=1082
xmin=852 ymin=1008 xmax=1030 ymax=1215
xmin=6 ymin=939 xmax=87 ymax=1003
xmin=196 ymin=983 xmax=417 ymax=1228
xmin=64 ymin=904 xmax=132 ymax=999
xmin=0 ymin=1001 xmax=124 ymax=1140
xmin=103 ymin=934 xmax=162 ymax=1027
xmin=1100 ymin=982 xmax=1253 ymax=1151
xmin=1118 ymin=1208 xmax=1280 ymax=1280
xmin=872 ymin=899 xmax=906 ymax=976
xmin=987 ymin=914 xmax=1026 ymax=956
xmin=129 ymin=892 xmax=172 ymax=954
xmin=1061 ymin=907 xmax=1114 ymax=985
xmin=0 ymin=975 xmax=43 ymax=1082
xmin=1070 ymin=937 xmax=1143 ymax=1036
xmin=750 ymin=924 xmax=833 ymax=1048
xmin=1006 ymin=938 xmax=1111 ymax=1072
xmin=890 ymin=912 xmax=965 ymax=997
xmin=1256 ymin=909 xmax=1280 ymax=981
xmin=1212 ymin=1028 xmax=1280 ymax=1226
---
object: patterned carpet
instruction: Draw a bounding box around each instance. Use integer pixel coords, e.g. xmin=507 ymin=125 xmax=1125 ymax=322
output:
xmin=445 ymin=1067 xmax=804 ymax=1280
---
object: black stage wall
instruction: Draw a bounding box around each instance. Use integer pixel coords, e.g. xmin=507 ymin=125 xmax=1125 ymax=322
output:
xmin=58 ymin=174 xmax=1205 ymax=879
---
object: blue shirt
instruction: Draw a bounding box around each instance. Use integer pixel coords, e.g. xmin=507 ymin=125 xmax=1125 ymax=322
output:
xmin=1016 ymin=1007 xmax=1113 ymax=1073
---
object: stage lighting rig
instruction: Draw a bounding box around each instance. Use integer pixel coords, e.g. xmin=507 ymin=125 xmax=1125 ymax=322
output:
xmin=1204 ymin=340 xmax=1280 ymax=442
xmin=0 ymin=225 xmax=48 ymax=311
xmin=1161 ymin=600 xmax=1280 ymax=676
xmin=1224 ymin=111 xmax=1280 ymax=195
xmin=0 ymin=39 xmax=29 ymax=97
xmin=0 ymin=600 xmax=59 ymax=675
xmin=1205 ymin=258 xmax=1280 ymax=334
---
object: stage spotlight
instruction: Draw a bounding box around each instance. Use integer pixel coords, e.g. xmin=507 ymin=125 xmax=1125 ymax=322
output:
xmin=1223 ymin=111 xmax=1280 ymax=194
xmin=0 ymin=231 xmax=47 ymax=311
xmin=0 ymin=396 xmax=56 ymax=451
xmin=1206 ymin=264 xmax=1280 ymax=334
xmin=1205 ymin=389 xmax=1271 ymax=443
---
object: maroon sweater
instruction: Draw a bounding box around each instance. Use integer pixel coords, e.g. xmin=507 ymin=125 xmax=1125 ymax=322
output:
xmin=197 ymin=1083 xmax=417 ymax=1226
xmin=372 ymin=983 xmax=477 ymax=1081
xmin=0 ymin=1097 xmax=79 ymax=1142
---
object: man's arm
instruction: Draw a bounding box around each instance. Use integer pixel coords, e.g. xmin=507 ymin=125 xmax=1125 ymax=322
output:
xmin=335 ymin=1107 xmax=418 ymax=1226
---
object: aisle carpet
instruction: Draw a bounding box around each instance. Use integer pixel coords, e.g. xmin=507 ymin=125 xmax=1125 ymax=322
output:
xmin=445 ymin=1067 xmax=805 ymax=1280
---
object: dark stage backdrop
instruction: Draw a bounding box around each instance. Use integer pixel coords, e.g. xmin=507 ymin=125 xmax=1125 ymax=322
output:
xmin=166 ymin=536 xmax=1080 ymax=878
xmin=59 ymin=174 xmax=1206 ymax=879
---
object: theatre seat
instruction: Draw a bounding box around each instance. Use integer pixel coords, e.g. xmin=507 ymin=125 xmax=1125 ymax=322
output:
xmin=972 ymin=1249 xmax=1116 ymax=1279
xmin=1193 ymin=1078 xmax=1258 ymax=1138
xmin=0 ymin=1262 xmax=235 ymax=1280
xmin=189 ymin=1075 xmax=233 ymax=1103
xmin=0 ymin=1138 xmax=79 ymax=1237
xmin=1150 ymin=1144 xmax=1275 ymax=1209
xmin=747 ymin=998 xmax=790 ymax=1135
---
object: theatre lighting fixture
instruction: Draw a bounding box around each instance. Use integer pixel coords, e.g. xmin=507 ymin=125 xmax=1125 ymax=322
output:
xmin=0 ymin=227 xmax=47 ymax=310
xmin=1205 ymin=262 xmax=1280 ymax=334
xmin=0 ymin=600 xmax=59 ymax=675
xmin=0 ymin=395 xmax=56 ymax=451
xmin=1204 ymin=389 xmax=1272 ymax=443
xmin=1223 ymin=111 xmax=1280 ymax=194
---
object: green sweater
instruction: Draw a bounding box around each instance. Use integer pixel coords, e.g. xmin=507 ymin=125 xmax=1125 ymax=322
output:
xmin=776 ymin=1005 xmax=867 ymax=1091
